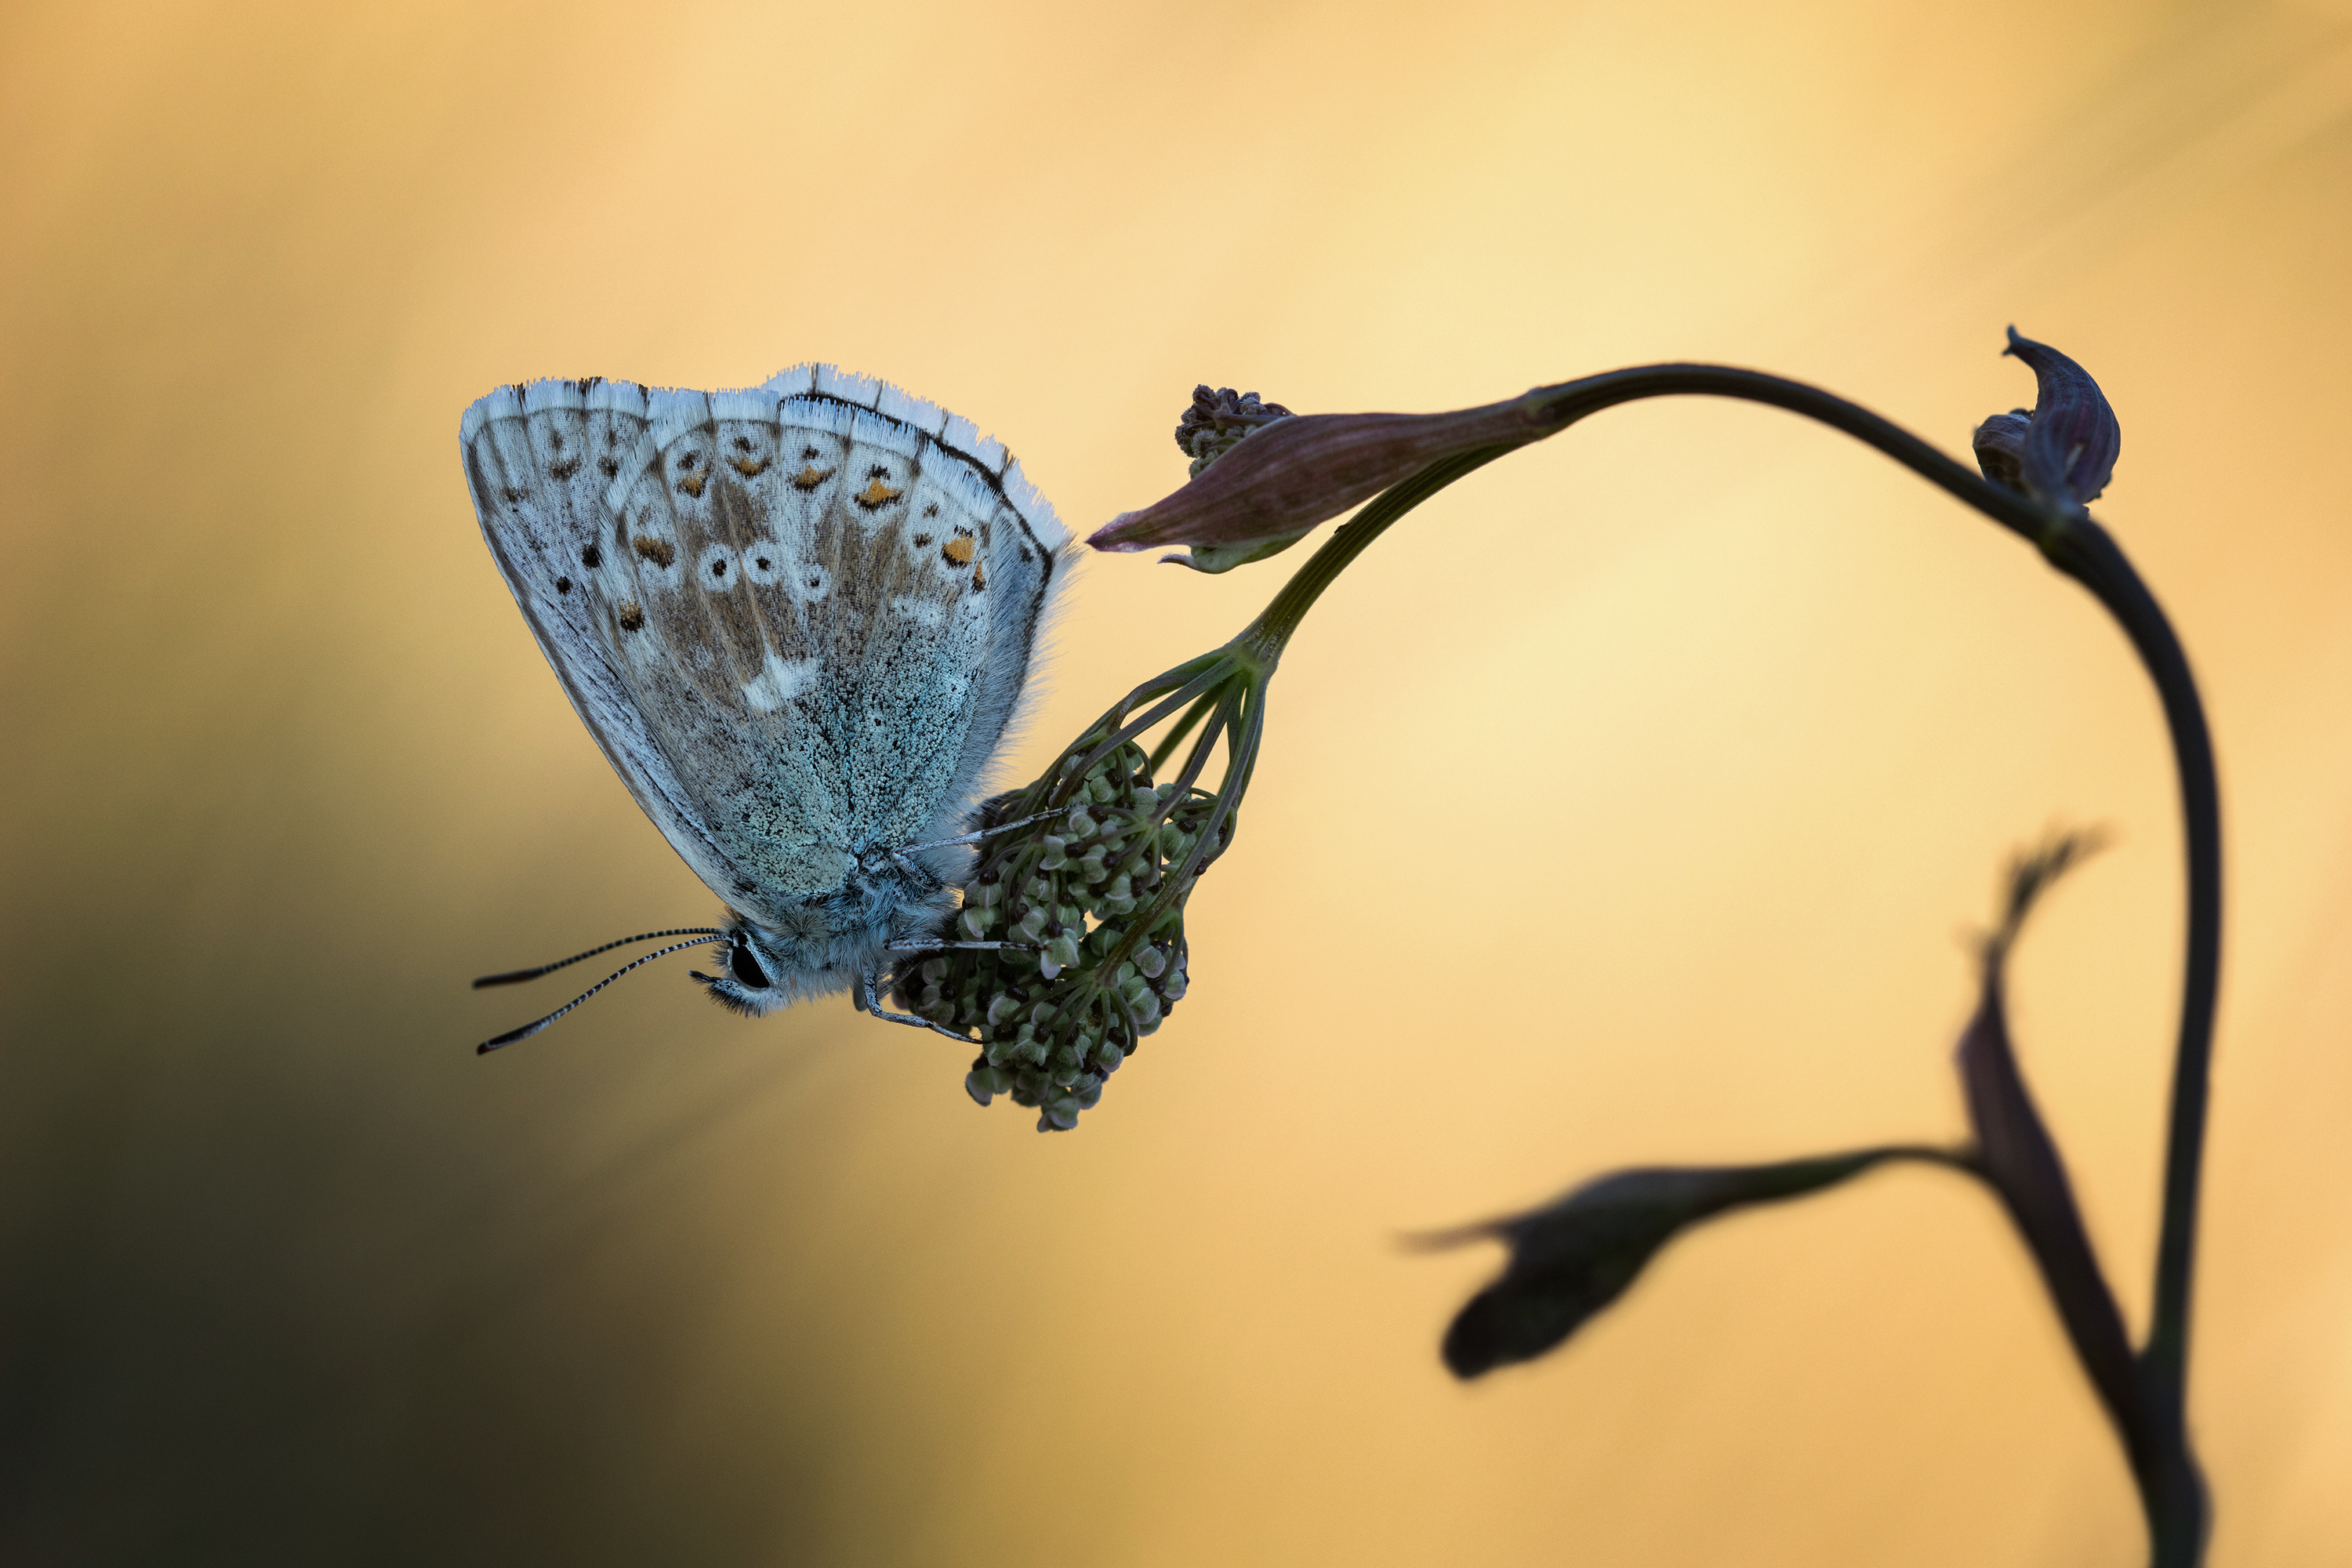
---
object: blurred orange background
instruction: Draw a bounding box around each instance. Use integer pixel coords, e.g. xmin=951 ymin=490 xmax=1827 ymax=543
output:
xmin=5 ymin=0 xmax=2350 ymax=1562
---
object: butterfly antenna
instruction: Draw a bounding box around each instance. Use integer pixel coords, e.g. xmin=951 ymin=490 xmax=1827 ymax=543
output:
xmin=471 ymin=928 xmax=725 ymax=989
xmin=477 ymin=935 xmax=725 ymax=1054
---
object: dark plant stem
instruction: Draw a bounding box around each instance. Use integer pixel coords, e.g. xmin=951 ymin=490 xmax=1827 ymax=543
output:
xmin=2042 ymin=521 xmax=2218 ymax=1568
xmin=1120 ymin=364 xmax=2216 ymax=1564
xmin=1359 ymin=363 xmax=2220 ymax=1563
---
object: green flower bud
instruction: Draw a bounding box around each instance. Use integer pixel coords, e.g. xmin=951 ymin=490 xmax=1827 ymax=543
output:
xmin=1039 ymin=836 xmax=1069 ymax=871
xmin=1136 ymin=946 xmax=1167 ymax=979
xmin=1065 ymin=807 xmax=1097 ymax=839
xmin=1017 ymin=907 xmax=1047 ymax=942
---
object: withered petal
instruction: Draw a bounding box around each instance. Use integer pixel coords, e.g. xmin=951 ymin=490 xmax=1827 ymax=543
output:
xmin=2002 ymin=327 xmax=2121 ymax=510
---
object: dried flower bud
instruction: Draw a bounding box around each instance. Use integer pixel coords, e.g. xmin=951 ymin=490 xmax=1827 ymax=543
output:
xmin=1418 ymin=1149 xmax=1938 ymax=1377
xmin=1974 ymin=327 xmax=2121 ymax=513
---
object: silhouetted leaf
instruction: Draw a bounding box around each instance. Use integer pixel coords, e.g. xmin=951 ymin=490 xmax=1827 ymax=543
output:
xmin=1956 ymin=829 xmax=2154 ymax=1480
xmin=1420 ymin=1147 xmax=1956 ymax=1379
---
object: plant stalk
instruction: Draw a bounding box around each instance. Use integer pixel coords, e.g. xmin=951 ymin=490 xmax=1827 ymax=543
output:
xmin=1210 ymin=362 xmax=2221 ymax=1561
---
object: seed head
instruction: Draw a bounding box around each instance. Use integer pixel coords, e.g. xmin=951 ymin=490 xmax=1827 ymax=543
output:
xmin=891 ymin=739 xmax=1227 ymax=1131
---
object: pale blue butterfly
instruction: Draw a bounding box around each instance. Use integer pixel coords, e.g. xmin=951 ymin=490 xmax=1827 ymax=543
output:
xmin=459 ymin=366 xmax=1072 ymax=1049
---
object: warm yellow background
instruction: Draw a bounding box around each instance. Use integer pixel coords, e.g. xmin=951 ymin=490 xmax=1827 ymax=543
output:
xmin=4 ymin=0 xmax=2350 ymax=1562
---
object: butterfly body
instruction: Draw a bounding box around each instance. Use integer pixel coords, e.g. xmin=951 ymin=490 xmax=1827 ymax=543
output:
xmin=461 ymin=365 xmax=1069 ymax=1019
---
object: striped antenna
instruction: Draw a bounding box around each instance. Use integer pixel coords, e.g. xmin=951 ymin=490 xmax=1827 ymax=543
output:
xmin=477 ymin=935 xmax=726 ymax=1054
xmin=472 ymin=928 xmax=724 ymax=989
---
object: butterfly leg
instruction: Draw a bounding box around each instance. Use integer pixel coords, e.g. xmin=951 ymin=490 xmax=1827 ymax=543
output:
xmin=889 ymin=850 xmax=946 ymax=890
xmin=888 ymin=809 xmax=1069 ymax=888
xmin=898 ymin=810 xmax=1060 ymax=858
xmin=884 ymin=940 xmax=1038 ymax=953
xmin=858 ymin=969 xmax=977 ymax=1044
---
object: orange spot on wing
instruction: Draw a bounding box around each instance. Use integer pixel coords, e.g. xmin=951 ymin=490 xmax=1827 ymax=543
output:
xmin=729 ymin=455 xmax=769 ymax=477
xmin=675 ymin=471 xmax=708 ymax=499
xmin=855 ymin=477 xmax=904 ymax=508
xmin=631 ymin=535 xmax=675 ymax=568
xmin=791 ymin=464 xmax=832 ymax=491
xmin=942 ymin=535 xmax=975 ymax=565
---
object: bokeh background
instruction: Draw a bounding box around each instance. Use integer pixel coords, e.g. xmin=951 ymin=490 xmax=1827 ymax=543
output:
xmin=5 ymin=0 xmax=2350 ymax=1562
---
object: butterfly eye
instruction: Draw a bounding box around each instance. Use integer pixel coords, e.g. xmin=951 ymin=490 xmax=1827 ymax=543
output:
xmin=730 ymin=942 xmax=772 ymax=989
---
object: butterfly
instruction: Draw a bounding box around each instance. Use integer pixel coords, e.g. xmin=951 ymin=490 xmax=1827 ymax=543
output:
xmin=459 ymin=365 xmax=1072 ymax=1051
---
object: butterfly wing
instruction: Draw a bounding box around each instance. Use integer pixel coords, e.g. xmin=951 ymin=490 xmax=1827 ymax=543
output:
xmin=460 ymin=369 xmax=1069 ymax=928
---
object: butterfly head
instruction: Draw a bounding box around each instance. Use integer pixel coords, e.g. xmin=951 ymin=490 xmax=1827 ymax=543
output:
xmin=688 ymin=909 xmax=891 ymax=1015
xmin=688 ymin=917 xmax=800 ymax=1017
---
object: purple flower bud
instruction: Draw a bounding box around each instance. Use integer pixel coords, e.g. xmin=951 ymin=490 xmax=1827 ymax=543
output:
xmin=1088 ymin=391 xmax=1563 ymax=557
xmin=1978 ymin=328 xmax=2121 ymax=512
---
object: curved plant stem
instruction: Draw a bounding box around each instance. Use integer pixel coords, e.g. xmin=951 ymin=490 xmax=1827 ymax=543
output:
xmin=1298 ymin=363 xmax=2220 ymax=1563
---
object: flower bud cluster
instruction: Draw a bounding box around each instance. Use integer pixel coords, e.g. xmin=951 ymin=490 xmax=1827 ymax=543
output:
xmin=1176 ymin=385 xmax=1294 ymax=477
xmin=892 ymin=740 xmax=1229 ymax=1131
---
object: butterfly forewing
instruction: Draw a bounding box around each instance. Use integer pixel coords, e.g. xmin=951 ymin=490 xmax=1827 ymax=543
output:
xmin=463 ymin=382 xmax=746 ymax=909
xmin=461 ymin=366 xmax=1069 ymax=934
